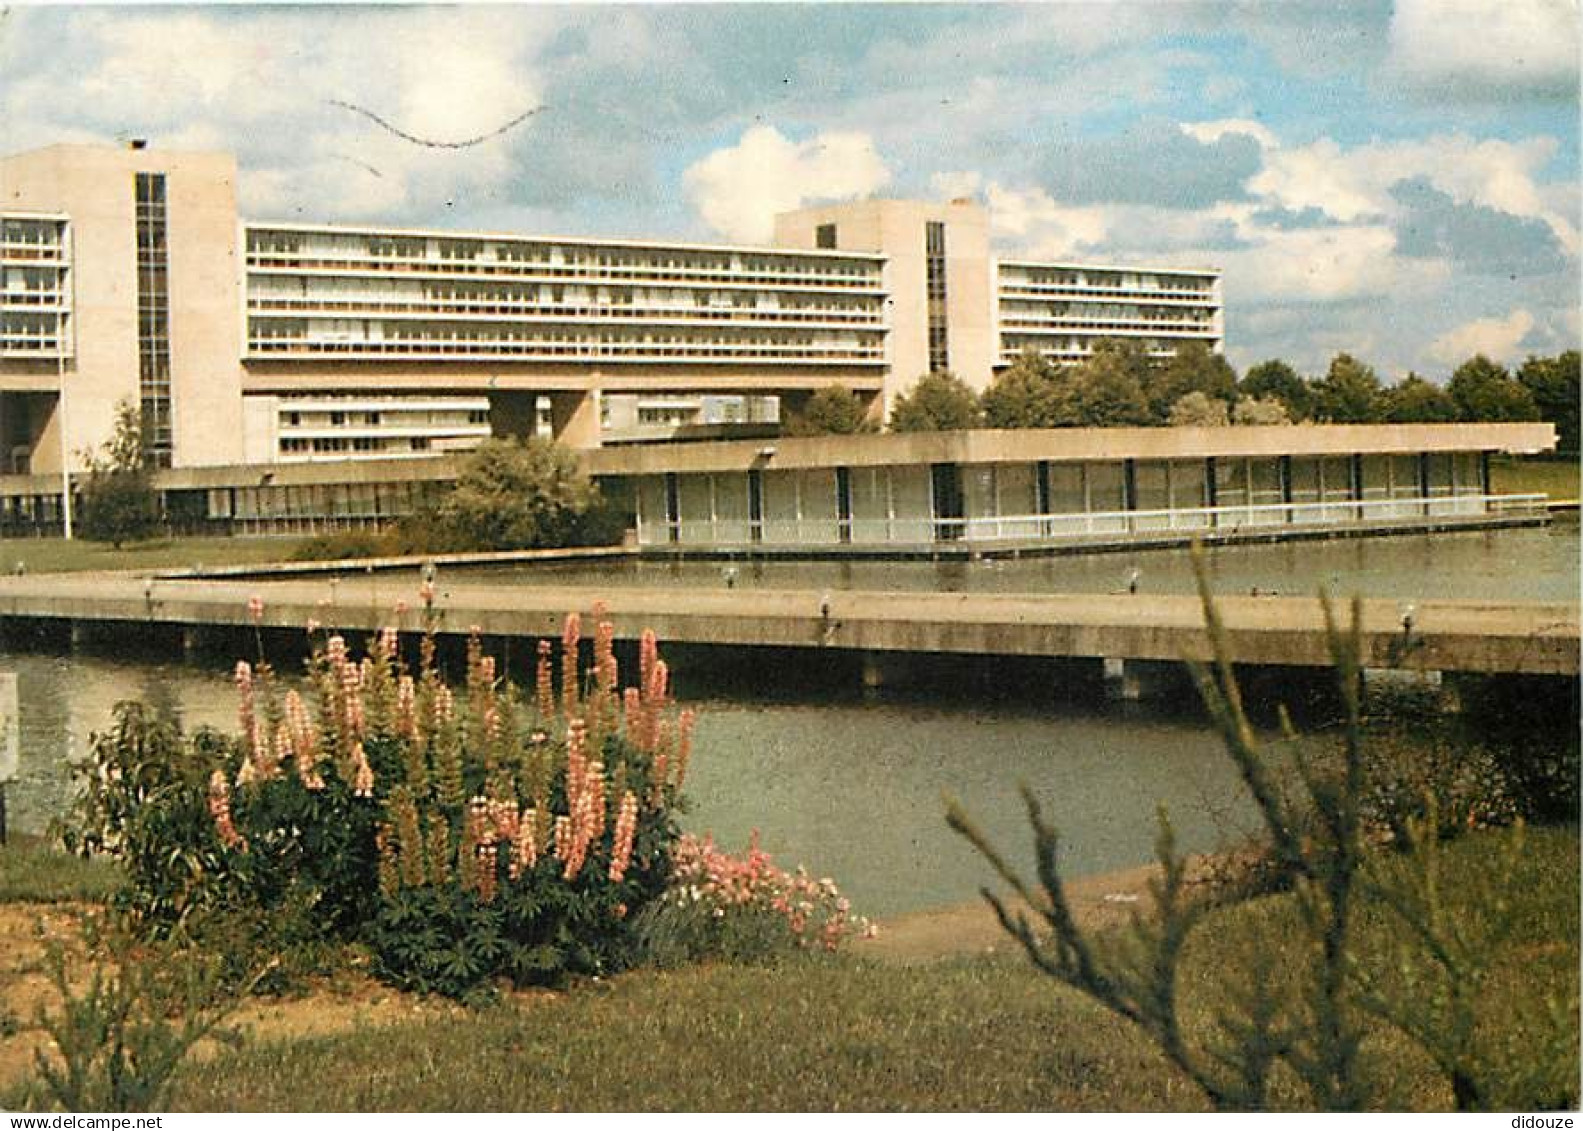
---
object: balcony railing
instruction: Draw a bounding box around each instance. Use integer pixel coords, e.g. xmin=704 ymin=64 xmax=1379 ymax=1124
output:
xmin=639 ymin=493 xmax=1547 ymax=548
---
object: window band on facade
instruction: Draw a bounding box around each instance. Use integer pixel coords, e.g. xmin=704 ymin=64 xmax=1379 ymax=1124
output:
xmin=925 ymin=220 xmax=948 ymax=373
xmin=134 ymin=172 xmax=172 ymax=467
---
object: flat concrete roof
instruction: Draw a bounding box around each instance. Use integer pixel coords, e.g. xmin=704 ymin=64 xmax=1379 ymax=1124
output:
xmin=584 ymin=423 xmax=1558 ymax=476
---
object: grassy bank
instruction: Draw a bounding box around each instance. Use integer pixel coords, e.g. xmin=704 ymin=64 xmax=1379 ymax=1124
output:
xmin=4 ymin=824 xmax=1574 ymax=1111
xmin=0 ymin=534 xmax=299 ymax=576
xmin=1491 ymin=455 xmax=1580 ymax=501
xmin=0 ymin=837 xmax=121 ymax=903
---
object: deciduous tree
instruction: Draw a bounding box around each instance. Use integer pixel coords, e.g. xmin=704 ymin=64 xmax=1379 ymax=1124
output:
xmin=430 ymin=436 xmax=606 ymax=551
xmin=1448 ymin=355 xmax=1538 ymax=423
xmin=1382 ymin=374 xmax=1458 ymax=423
xmin=889 ymin=371 xmax=984 ymax=432
xmin=77 ymin=400 xmax=161 ymax=549
xmin=1240 ymin=359 xmax=1313 ymax=421
xmin=1148 ymin=342 xmax=1237 ymax=422
xmin=1310 ymin=353 xmax=1384 ymax=423
xmin=1073 ymin=340 xmax=1153 ymax=427
xmin=1168 ymin=391 xmax=1230 ymax=427
xmin=1517 ymin=351 xmax=1579 ymax=454
xmin=784 ymin=385 xmax=874 ymax=436
xmin=982 ymin=348 xmax=1078 ymax=428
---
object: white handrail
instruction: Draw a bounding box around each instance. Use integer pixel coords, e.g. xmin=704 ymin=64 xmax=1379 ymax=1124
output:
xmin=638 ymin=493 xmax=1548 ymax=547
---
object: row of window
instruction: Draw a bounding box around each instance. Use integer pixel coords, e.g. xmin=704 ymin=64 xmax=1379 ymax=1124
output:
xmin=999 ymin=336 xmax=1214 ymax=357
xmin=247 ymin=259 xmax=882 ymax=293
xmin=252 ymin=319 xmax=879 ymax=347
xmin=1000 ymin=316 xmax=1217 ymax=333
xmin=247 ymin=231 xmax=880 ymax=280
xmin=1001 ymin=269 xmax=1215 ymax=291
xmin=280 ymin=436 xmax=437 ymax=454
xmin=281 ymin=409 xmax=489 ymax=427
xmin=249 ymin=338 xmax=885 ymax=361
xmin=246 ymin=297 xmax=883 ymax=325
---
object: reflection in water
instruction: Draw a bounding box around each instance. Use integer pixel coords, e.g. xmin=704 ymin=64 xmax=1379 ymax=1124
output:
xmin=468 ymin=525 xmax=1580 ymax=603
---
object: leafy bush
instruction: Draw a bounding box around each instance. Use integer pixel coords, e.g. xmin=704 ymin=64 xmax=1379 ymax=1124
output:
xmin=1359 ymin=686 xmax=1518 ymax=842
xmin=637 ymin=832 xmax=875 ymax=966
xmin=291 ymin=529 xmax=392 ymax=562
xmin=66 ymin=604 xmax=696 ymax=999
xmin=1453 ymin=674 xmax=1580 ymax=824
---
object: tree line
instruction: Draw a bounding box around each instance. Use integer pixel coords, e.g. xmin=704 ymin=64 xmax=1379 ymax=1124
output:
xmin=787 ymin=342 xmax=1580 ymax=455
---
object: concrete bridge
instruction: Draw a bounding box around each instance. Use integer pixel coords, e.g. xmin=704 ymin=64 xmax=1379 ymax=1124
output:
xmin=0 ymin=571 xmax=1574 ymax=677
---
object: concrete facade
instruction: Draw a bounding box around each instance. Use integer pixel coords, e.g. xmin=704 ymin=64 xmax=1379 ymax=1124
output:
xmin=0 ymin=144 xmax=244 ymax=473
xmin=774 ymin=199 xmax=998 ymax=410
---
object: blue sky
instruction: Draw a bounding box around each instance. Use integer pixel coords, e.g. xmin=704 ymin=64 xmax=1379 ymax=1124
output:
xmin=1 ymin=1 xmax=1577 ymax=377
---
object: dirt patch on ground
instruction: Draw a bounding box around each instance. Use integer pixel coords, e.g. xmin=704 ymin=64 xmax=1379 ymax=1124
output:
xmin=0 ymin=902 xmax=473 ymax=1098
xmin=863 ymin=862 xmax=1164 ymax=965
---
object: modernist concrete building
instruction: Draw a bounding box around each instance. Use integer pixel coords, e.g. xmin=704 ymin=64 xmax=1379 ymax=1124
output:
xmin=588 ymin=423 xmax=1557 ymax=554
xmin=5 ymin=140 xmax=1549 ymax=554
xmin=2 ymin=141 xmax=1222 ymax=484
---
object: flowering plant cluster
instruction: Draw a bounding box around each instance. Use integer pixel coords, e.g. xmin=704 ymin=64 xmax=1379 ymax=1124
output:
xmin=638 ymin=831 xmax=876 ymax=966
xmin=72 ymin=594 xmax=696 ymax=999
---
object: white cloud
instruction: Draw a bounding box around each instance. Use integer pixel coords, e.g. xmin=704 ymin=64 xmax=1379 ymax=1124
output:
xmin=1217 ymin=223 xmax=1451 ymax=303
xmin=1428 ymin=309 xmax=1537 ymax=365
xmin=2 ymin=8 xmax=554 ymax=224
xmin=683 ymin=126 xmax=891 ymax=244
xmin=932 ymin=174 xmax=1112 ymax=259
xmin=1181 ymin=119 xmax=1279 ymax=149
xmin=1389 ymin=0 xmax=1579 ymax=94
xmin=1249 ymin=133 xmax=1578 ymax=253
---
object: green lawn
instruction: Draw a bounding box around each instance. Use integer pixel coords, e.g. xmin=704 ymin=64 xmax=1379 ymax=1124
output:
xmin=0 ymin=837 xmax=123 ymax=904
xmin=0 ymin=535 xmax=299 ymax=575
xmin=1491 ymin=455 xmax=1580 ymax=501
xmin=5 ymin=824 xmax=1564 ymax=1112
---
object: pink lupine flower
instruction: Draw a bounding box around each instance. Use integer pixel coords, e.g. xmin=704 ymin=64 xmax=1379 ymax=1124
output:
xmin=510 ymin=808 xmax=539 ymax=879
xmin=477 ymin=842 xmax=499 ymax=903
xmin=350 ymin=741 xmax=375 ymax=798
xmin=234 ymin=660 xmax=265 ymax=775
xmin=561 ymin=612 xmax=582 ymax=716
xmin=594 ymin=617 xmax=617 ymax=693
xmin=208 ymin=770 xmax=246 ymax=851
xmin=247 ymin=595 xmax=264 ymax=625
xmin=608 ymin=790 xmax=639 ymax=883
xmin=535 ymin=640 xmax=555 ymax=721
xmin=396 ymin=675 xmax=417 ymax=740
xmin=622 ymin=687 xmax=641 ymax=741
xmin=674 ymin=708 xmax=696 ymax=789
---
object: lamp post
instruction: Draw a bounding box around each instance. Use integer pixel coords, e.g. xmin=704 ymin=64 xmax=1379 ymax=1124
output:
xmin=58 ymin=346 xmax=72 ymax=540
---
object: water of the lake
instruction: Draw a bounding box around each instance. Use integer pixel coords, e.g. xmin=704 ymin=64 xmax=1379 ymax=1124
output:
xmin=3 ymin=524 xmax=1576 ymax=918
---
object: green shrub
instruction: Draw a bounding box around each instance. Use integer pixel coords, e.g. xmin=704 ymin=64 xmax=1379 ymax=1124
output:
xmin=1360 ymin=712 xmax=1517 ymax=843
xmin=1454 ymin=675 xmax=1580 ymax=824
xmin=291 ymin=529 xmax=393 ymax=562
xmin=65 ymin=607 xmax=695 ymax=999
xmin=60 ymin=705 xmax=233 ymax=928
